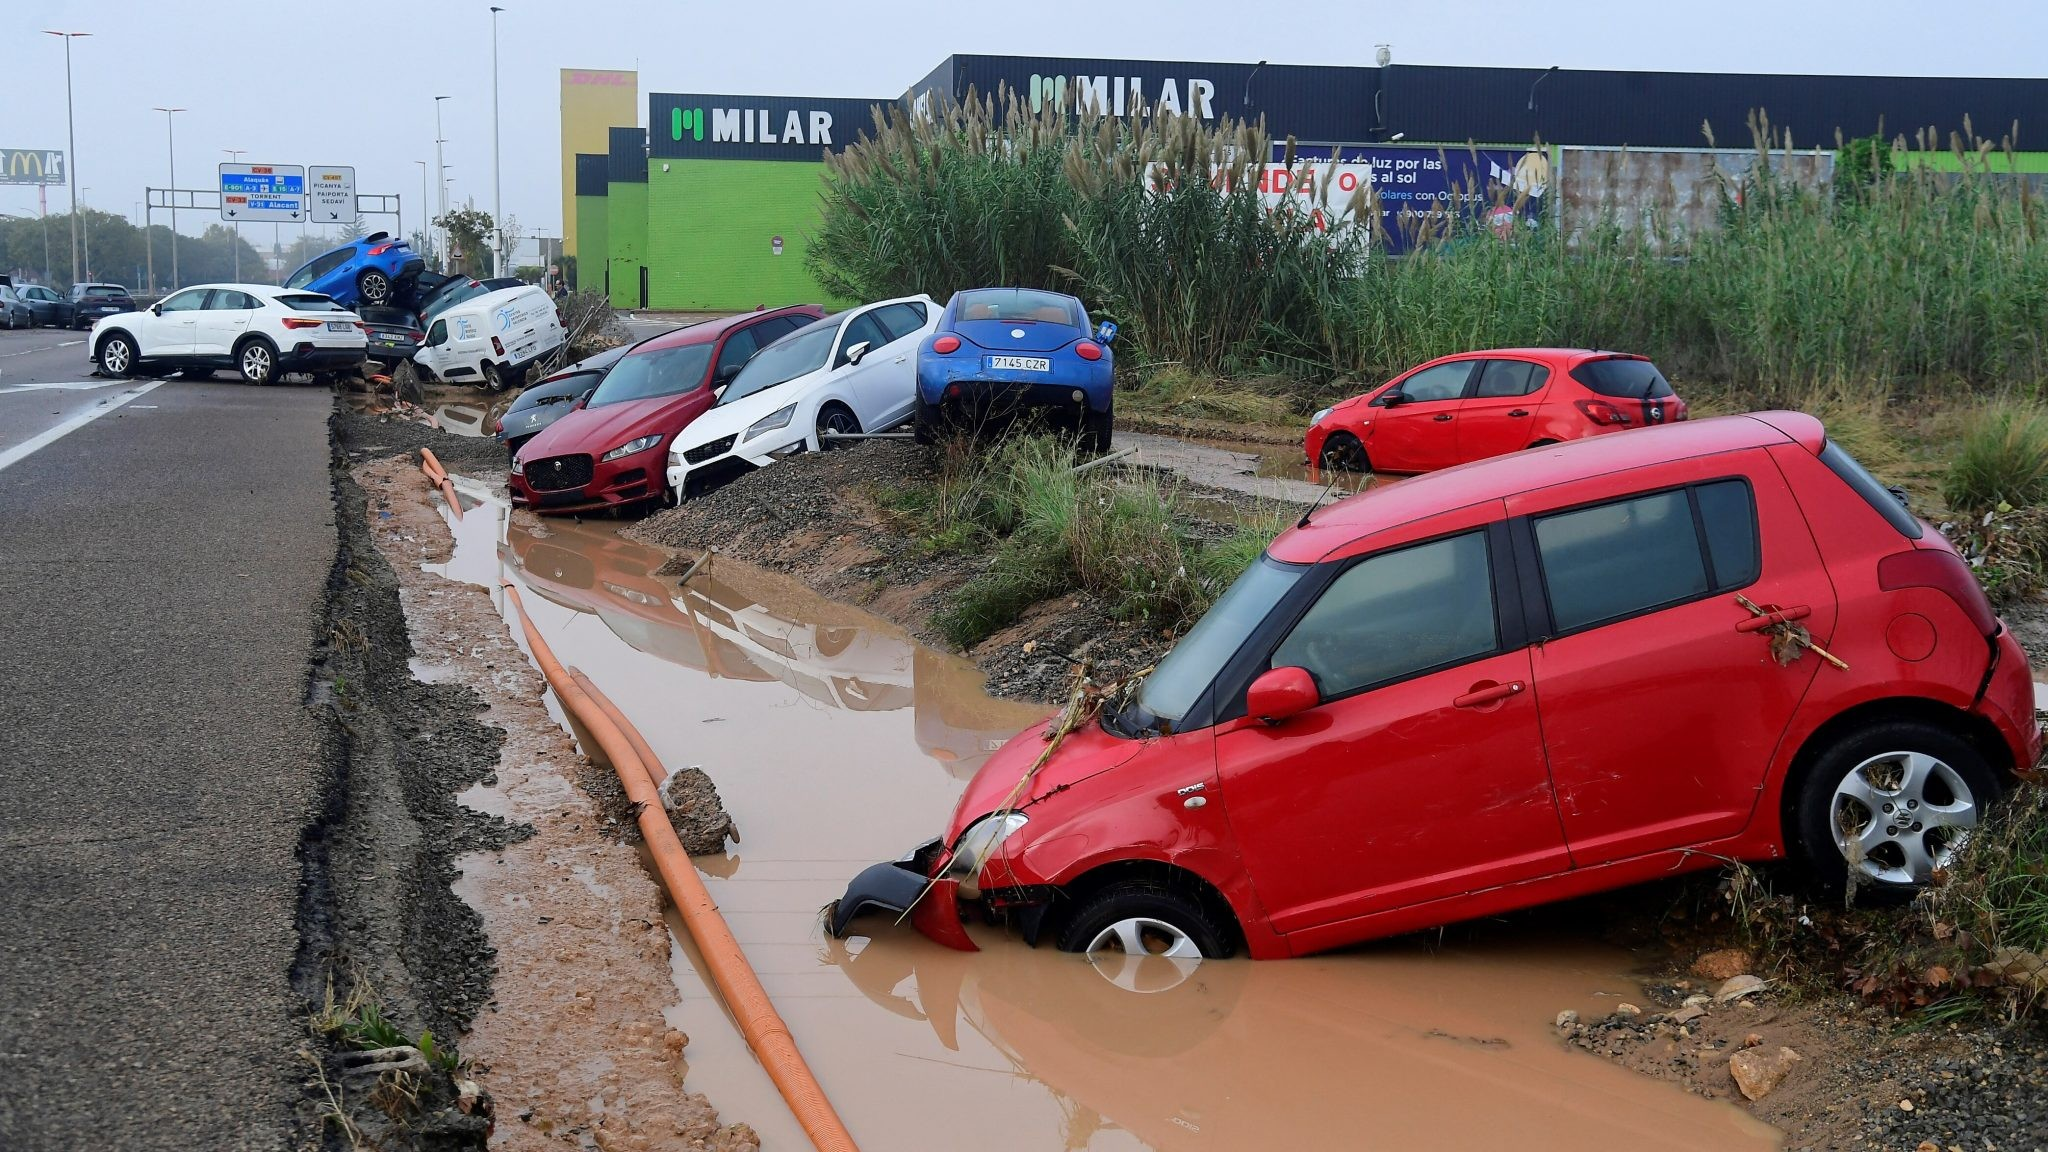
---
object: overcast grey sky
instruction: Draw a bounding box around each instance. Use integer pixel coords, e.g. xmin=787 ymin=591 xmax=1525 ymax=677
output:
xmin=7 ymin=0 xmax=2045 ymax=247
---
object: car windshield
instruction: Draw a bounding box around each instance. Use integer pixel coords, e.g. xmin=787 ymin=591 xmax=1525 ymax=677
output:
xmin=1122 ymin=555 xmax=1306 ymax=732
xmin=716 ymin=323 xmax=837 ymax=406
xmin=277 ymin=294 xmax=343 ymax=312
xmin=421 ymin=281 xmax=487 ymax=320
xmin=510 ymin=373 xmax=595 ymax=412
xmin=954 ymin=289 xmax=1077 ymax=325
xmin=586 ymin=344 xmax=715 ymax=407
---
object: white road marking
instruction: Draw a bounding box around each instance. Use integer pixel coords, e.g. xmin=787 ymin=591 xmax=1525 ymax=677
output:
xmin=0 ymin=340 xmax=84 ymax=358
xmin=0 ymin=381 xmax=164 ymax=473
xmin=0 ymin=380 xmax=121 ymax=394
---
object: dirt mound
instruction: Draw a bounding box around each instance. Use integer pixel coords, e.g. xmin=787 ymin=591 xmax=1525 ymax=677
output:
xmin=338 ymin=400 xmax=510 ymax=480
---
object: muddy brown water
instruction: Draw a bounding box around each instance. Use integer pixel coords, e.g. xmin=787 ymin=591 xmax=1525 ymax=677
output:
xmin=423 ymin=489 xmax=1780 ymax=1151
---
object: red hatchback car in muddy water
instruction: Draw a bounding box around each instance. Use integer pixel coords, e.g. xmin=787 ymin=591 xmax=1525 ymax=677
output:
xmin=832 ymin=412 xmax=2039 ymax=962
xmin=1304 ymin=349 xmax=1688 ymax=474
xmin=510 ymin=306 xmax=823 ymax=513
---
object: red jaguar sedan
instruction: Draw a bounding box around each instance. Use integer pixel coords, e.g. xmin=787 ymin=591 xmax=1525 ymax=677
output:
xmin=1304 ymin=349 xmax=1689 ymax=474
xmin=509 ymin=305 xmax=823 ymax=514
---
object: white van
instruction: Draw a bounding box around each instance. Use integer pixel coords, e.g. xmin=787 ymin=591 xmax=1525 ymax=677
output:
xmin=413 ymin=285 xmax=565 ymax=391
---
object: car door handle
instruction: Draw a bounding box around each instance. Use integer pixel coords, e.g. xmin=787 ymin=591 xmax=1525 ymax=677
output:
xmin=1508 ymin=409 xmax=1530 ymax=417
xmin=1433 ymin=413 xmax=1453 ymax=422
xmin=1453 ymin=681 xmax=1524 ymax=709
xmin=1736 ymin=604 xmax=1812 ymax=632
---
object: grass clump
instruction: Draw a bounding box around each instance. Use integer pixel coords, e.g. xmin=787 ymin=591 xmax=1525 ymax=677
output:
xmin=1923 ymin=786 xmax=2048 ymax=1014
xmin=1942 ymin=403 xmax=2048 ymax=513
xmin=1121 ymin=365 xmax=1298 ymax=428
xmin=897 ymin=434 xmax=1284 ymax=648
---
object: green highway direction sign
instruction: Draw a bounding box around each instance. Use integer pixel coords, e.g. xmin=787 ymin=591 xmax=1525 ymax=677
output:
xmin=1 ymin=149 xmax=67 ymax=186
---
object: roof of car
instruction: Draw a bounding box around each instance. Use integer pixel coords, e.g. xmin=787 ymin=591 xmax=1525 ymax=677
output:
xmin=630 ymin=305 xmax=820 ymax=352
xmin=1422 ymin=348 xmax=1652 ymax=364
xmin=1269 ymin=411 xmax=1825 ymax=564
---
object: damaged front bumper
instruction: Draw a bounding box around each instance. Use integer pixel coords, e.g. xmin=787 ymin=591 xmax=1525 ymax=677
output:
xmin=827 ymin=839 xmax=979 ymax=951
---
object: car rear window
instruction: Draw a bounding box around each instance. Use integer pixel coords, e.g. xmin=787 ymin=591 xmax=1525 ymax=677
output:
xmin=953 ymin=289 xmax=1077 ymax=325
xmin=1534 ymin=480 xmax=1758 ymax=633
xmin=1570 ymin=357 xmax=1675 ymax=399
xmin=82 ymin=285 xmax=128 ymax=298
xmin=277 ymin=294 xmax=343 ymax=312
xmin=1820 ymin=441 xmax=1923 ymax=539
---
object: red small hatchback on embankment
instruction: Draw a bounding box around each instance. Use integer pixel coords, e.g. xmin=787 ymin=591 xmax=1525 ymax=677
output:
xmin=510 ymin=305 xmax=823 ymax=514
xmin=832 ymin=412 xmax=2039 ymax=962
xmin=1305 ymin=348 xmax=1688 ymax=474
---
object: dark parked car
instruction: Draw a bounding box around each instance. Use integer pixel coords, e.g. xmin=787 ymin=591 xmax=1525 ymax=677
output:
xmin=13 ymin=283 xmax=74 ymax=327
xmin=69 ymin=283 xmax=135 ymax=330
xmin=357 ymin=305 xmax=424 ymax=370
xmin=494 ymin=345 xmax=632 ymax=459
xmin=0 ymin=286 xmax=31 ymax=330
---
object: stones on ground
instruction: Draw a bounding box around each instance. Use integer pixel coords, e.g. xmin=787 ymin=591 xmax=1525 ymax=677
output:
xmin=1715 ymin=974 xmax=1768 ymax=1003
xmin=661 ymin=766 xmax=738 ymax=855
xmin=1666 ymin=1004 xmax=1707 ymax=1026
xmin=1691 ymin=948 xmax=1757 ymax=981
xmin=1728 ymin=1045 xmax=1802 ymax=1101
xmin=1615 ymin=1002 xmax=1643 ymax=1017
xmin=1742 ymin=1032 xmax=1764 ymax=1048
xmin=1555 ymin=1009 xmax=1579 ymax=1031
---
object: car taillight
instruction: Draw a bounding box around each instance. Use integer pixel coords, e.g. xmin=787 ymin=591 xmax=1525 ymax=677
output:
xmin=494 ymin=418 xmax=505 ymax=434
xmin=1574 ymin=398 xmax=1632 ymax=427
xmin=1671 ymin=398 xmax=1690 ymax=421
xmin=491 ymin=336 xmax=505 ymax=356
xmin=355 ymin=322 xmax=368 ymax=333
xmin=366 ymin=244 xmax=394 ymax=256
xmin=282 ymin=317 xmax=322 ymax=329
xmin=932 ymin=335 xmax=961 ymax=354
xmin=1075 ymin=341 xmax=1103 ymax=361
xmin=1879 ymin=549 xmax=1998 ymax=636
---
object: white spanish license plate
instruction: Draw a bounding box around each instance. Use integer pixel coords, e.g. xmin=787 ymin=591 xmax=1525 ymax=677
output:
xmin=326 ymin=320 xmax=354 ymax=331
xmin=987 ymin=355 xmax=1051 ymax=372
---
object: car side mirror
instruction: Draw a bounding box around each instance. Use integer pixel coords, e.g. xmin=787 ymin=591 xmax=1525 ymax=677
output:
xmin=151 ymin=304 xmax=163 ymax=316
xmin=1095 ymin=321 xmax=1119 ymax=345
xmin=1378 ymin=391 xmax=1406 ymax=408
xmin=842 ymin=340 xmax=870 ymax=367
xmin=716 ymin=363 xmax=742 ymax=385
xmin=1245 ymin=667 xmax=1319 ymax=725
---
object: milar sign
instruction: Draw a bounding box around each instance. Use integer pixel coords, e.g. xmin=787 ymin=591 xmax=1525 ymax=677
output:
xmin=1025 ymin=74 xmax=1217 ymax=118
xmin=648 ymin=94 xmax=885 ymax=161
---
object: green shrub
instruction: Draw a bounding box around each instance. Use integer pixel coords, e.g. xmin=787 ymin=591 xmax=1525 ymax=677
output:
xmin=1942 ymin=403 xmax=2048 ymax=513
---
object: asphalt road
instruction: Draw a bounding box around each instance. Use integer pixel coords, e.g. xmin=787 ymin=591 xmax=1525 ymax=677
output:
xmin=0 ymin=323 xmax=337 ymax=1149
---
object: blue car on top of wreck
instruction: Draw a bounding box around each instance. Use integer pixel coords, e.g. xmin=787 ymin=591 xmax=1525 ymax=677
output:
xmin=913 ymin=288 xmax=1118 ymax=453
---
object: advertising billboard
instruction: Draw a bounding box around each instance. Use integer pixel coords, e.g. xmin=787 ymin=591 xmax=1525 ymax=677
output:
xmin=1263 ymin=145 xmax=1550 ymax=251
xmin=1 ymin=149 xmax=66 ymax=186
xmin=648 ymin=93 xmax=888 ymax=161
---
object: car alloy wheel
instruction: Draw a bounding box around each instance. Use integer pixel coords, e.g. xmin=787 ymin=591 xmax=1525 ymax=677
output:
xmin=240 ymin=341 xmax=276 ymax=385
xmin=817 ymin=404 xmax=860 ymax=447
xmin=99 ymin=336 xmax=134 ymax=376
xmin=359 ymin=269 xmax=392 ymax=306
xmin=1830 ymin=750 xmax=1979 ymax=886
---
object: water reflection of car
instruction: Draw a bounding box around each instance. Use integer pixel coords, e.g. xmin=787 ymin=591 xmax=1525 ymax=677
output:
xmin=503 ymin=521 xmax=775 ymax=683
xmin=911 ymin=648 xmax=1035 ymax=780
xmin=678 ymin=586 xmax=915 ymax=713
xmin=823 ymin=937 xmax=1772 ymax=1151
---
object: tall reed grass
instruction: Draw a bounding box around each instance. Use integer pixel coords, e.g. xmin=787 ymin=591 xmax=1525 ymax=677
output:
xmin=813 ymin=99 xmax=2048 ymax=395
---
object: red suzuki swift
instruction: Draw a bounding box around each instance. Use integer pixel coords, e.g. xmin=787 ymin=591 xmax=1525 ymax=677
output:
xmin=833 ymin=412 xmax=2039 ymax=960
xmin=1304 ymin=349 xmax=1688 ymax=474
xmin=509 ymin=305 xmax=822 ymax=513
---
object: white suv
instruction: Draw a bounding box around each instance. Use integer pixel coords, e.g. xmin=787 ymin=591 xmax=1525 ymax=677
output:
xmin=91 ymin=283 xmax=368 ymax=386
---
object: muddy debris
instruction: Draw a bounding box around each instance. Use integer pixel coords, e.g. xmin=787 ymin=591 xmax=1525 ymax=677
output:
xmin=1691 ymin=948 xmax=1758 ymax=982
xmin=661 ymin=766 xmax=738 ymax=855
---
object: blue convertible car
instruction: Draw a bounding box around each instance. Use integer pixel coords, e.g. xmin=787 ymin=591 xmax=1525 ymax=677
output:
xmin=283 ymin=232 xmax=426 ymax=309
xmin=914 ymin=288 xmax=1117 ymax=452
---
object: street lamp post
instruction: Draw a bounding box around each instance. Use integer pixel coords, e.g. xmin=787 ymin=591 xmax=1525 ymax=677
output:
xmin=42 ymin=30 xmax=89 ymax=287
xmin=79 ymin=188 xmax=91 ymax=277
xmin=434 ymin=95 xmax=451 ymax=272
xmin=414 ymin=160 xmax=429 ymax=262
xmin=489 ymin=6 xmax=504 ymax=276
xmin=223 ymin=149 xmax=245 ymax=280
xmin=154 ymin=107 xmax=186 ymax=288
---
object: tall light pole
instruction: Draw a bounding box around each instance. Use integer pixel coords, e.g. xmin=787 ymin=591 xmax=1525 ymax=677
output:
xmin=154 ymin=107 xmax=186 ymax=288
xmin=43 ymin=30 xmax=89 ymax=287
xmin=223 ymin=149 xmax=245 ymax=280
xmin=79 ymin=187 xmax=91 ymax=277
xmin=434 ymin=95 xmax=451 ymax=271
xmin=414 ymin=159 xmax=429 ymax=260
xmin=489 ymin=6 xmax=505 ymax=277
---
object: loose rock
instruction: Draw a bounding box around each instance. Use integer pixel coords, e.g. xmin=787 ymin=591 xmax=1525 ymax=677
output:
xmin=1728 ymin=1045 xmax=1802 ymax=1101
xmin=1691 ymin=948 xmax=1756 ymax=982
xmin=1715 ymin=974 xmax=1767 ymax=1003
xmin=662 ymin=766 xmax=738 ymax=855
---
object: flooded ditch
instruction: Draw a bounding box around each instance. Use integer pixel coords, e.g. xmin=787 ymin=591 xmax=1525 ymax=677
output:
xmin=401 ymin=473 xmax=1783 ymax=1151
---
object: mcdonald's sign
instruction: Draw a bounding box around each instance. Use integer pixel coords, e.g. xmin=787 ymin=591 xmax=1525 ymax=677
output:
xmin=0 ymin=149 xmax=66 ymax=186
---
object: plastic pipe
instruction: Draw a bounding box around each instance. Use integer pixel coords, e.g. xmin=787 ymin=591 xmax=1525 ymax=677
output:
xmin=567 ymin=667 xmax=665 ymax=796
xmin=419 ymin=447 xmax=449 ymax=483
xmin=437 ymin=477 xmax=464 ymax=521
xmin=500 ymin=583 xmax=859 ymax=1152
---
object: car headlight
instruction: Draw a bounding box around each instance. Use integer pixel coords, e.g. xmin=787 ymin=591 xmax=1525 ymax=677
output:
xmin=943 ymin=812 xmax=1029 ymax=899
xmin=509 ymin=455 xmax=524 ymax=476
xmin=601 ymin=433 xmax=663 ymax=462
xmin=1311 ymin=407 xmax=1334 ymax=426
xmin=744 ymin=404 xmax=797 ymax=443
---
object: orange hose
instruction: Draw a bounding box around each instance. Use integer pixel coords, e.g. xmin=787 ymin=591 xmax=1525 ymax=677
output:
xmin=419 ymin=447 xmax=448 ymax=483
xmin=438 ymin=477 xmax=464 ymax=521
xmin=500 ymin=583 xmax=859 ymax=1152
xmin=568 ymin=667 xmax=666 ymax=796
